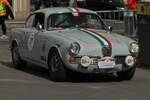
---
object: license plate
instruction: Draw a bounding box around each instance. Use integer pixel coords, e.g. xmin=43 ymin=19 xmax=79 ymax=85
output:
xmin=98 ymin=57 xmax=115 ymax=69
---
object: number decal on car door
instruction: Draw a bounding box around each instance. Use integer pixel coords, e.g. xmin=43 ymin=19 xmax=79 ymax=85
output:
xmin=28 ymin=33 xmax=35 ymax=51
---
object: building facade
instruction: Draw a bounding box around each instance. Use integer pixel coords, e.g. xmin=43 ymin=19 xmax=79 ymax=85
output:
xmin=12 ymin=0 xmax=30 ymax=20
xmin=12 ymin=0 xmax=129 ymax=20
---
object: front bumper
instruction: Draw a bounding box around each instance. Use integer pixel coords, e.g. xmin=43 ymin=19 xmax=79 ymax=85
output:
xmin=66 ymin=55 xmax=136 ymax=74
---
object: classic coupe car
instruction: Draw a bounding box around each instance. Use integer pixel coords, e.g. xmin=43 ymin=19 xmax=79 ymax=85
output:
xmin=9 ymin=7 xmax=138 ymax=81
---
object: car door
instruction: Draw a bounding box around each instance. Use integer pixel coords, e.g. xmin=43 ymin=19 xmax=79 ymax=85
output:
xmin=22 ymin=13 xmax=45 ymax=64
xmin=21 ymin=13 xmax=38 ymax=59
xmin=27 ymin=13 xmax=47 ymax=64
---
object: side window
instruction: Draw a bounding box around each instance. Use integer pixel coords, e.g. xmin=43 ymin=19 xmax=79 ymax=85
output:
xmin=34 ymin=13 xmax=45 ymax=29
xmin=26 ymin=13 xmax=45 ymax=29
xmin=26 ymin=14 xmax=35 ymax=28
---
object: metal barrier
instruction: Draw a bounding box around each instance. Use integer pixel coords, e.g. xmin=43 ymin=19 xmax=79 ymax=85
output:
xmin=96 ymin=10 xmax=137 ymax=37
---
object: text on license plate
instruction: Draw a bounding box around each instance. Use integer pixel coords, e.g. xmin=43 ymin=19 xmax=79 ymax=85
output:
xmin=98 ymin=57 xmax=115 ymax=69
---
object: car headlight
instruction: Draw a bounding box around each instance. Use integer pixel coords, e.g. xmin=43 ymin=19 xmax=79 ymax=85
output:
xmin=68 ymin=42 xmax=80 ymax=56
xmin=129 ymin=42 xmax=139 ymax=56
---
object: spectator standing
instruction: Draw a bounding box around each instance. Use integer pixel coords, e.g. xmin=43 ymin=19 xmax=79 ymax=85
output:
xmin=51 ymin=0 xmax=61 ymax=7
xmin=6 ymin=0 xmax=14 ymax=20
xmin=43 ymin=0 xmax=51 ymax=8
xmin=127 ymin=0 xmax=137 ymax=37
xmin=69 ymin=0 xmax=77 ymax=7
xmin=128 ymin=0 xmax=137 ymax=10
xmin=34 ymin=0 xmax=41 ymax=10
xmin=34 ymin=0 xmax=51 ymax=10
xmin=0 ymin=0 xmax=14 ymax=39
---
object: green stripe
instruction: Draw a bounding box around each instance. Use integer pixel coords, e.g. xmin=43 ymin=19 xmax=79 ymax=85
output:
xmin=80 ymin=29 xmax=105 ymax=46
xmin=67 ymin=7 xmax=74 ymax=13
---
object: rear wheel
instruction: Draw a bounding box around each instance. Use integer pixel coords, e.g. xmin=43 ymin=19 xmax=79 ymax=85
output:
xmin=48 ymin=50 xmax=67 ymax=82
xmin=117 ymin=65 xmax=136 ymax=80
xmin=11 ymin=43 xmax=26 ymax=69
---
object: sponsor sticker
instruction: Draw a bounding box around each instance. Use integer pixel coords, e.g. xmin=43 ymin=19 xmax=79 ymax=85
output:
xmin=27 ymin=33 xmax=35 ymax=51
xmin=72 ymin=12 xmax=79 ymax=16
xmin=98 ymin=57 xmax=115 ymax=69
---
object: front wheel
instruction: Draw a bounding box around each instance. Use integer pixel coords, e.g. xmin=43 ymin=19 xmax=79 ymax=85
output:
xmin=48 ymin=51 xmax=67 ymax=82
xmin=117 ymin=65 xmax=136 ymax=80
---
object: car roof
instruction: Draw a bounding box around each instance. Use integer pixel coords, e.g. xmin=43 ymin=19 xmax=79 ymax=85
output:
xmin=33 ymin=7 xmax=97 ymax=15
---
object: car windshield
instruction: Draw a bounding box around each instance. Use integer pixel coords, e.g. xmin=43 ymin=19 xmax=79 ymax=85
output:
xmin=47 ymin=13 xmax=105 ymax=30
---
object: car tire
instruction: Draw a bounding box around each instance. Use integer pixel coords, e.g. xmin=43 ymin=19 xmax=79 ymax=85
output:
xmin=48 ymin=51 xmax=67 ymax=82
xmin=11 ymin=43 xmax=26 ymax=69
xmin=117 ymin=65 xmax=136 ymax=80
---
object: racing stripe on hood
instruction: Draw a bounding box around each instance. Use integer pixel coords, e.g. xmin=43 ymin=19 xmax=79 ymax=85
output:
xmin=67 ymin=7 xmax=80 ymax=13
xmin=87 ymin=29 xmax=112 ymax=46
xmin=79 ymin=29 xmax=105 ymax=46
xmin=79 ymin=29 xmax=112 ymax=47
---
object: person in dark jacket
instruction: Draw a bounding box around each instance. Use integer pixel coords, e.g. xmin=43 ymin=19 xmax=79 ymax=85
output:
xmin=34 ymin=0 xmax=51 ymax=10
xmin=43 ymin=0 xmax=51 ymax=8
xmin=5 ymin=0 xmax=13 ymax=20
xmin=34 ymin=0 xmax=41 ymax=10
xmin=51 ymin=0 xmax=61 ymax=7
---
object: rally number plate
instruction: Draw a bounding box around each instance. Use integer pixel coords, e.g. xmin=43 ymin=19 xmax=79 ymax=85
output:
xmin=98 ymin=57 xmax=115 ymax=69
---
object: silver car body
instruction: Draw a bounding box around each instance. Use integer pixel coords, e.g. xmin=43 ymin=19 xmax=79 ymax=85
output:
xmin=9 ymin=7 xmax=136 ymax=74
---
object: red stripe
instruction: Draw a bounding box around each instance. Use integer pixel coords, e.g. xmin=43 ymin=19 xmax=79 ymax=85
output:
xmin=74 ymin=8 xmax=80 ymax=13
xmin=87 ymin=29 xmax=112 ymax=46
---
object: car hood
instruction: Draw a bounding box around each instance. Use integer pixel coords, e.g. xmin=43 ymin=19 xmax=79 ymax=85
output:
xmin=56 ymin=28 xmax=134 ymax=56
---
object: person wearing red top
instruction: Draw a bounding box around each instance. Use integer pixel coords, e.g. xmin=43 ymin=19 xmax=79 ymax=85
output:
xmin=126 ymin=0 xmax=137 ymax=37
xmin=128 ymin=0 xmax=137 ymax=10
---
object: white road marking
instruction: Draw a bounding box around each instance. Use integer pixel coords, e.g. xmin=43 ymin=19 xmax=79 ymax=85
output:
xmin=0 ymin=79 xmax=40 ymax=84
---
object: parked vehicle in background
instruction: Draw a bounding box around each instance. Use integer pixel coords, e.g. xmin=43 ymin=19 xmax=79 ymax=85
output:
xmin=9 ymin=7 xmax=138 ymax=82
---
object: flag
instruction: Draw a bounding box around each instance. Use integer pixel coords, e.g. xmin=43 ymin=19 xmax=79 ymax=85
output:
xmin=69 ymin=0 xmax=77 ymax=7
xmin=128 ymin=0 xmax=137 ymax=10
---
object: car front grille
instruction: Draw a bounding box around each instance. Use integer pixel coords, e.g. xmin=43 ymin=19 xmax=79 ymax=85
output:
xmin=114 ymin=56 xmax=126 ymax=64
xmin=102 ymin=46 xmax=112 ymax=57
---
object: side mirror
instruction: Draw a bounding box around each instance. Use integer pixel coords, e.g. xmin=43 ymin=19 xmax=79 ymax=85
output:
xmin=108 ymin=26 xmax=112 ymax=32
xmin=36 ymin=23 xmax=43 ymax=31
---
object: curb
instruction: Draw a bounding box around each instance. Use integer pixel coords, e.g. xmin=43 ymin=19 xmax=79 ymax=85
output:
xmin=0 ymin=38 xmax=9 ymax=42
xmin=0 ymin=20 xmax=25 ymax=40
xmin=5 ymin=20 xmax=25 ymax=24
